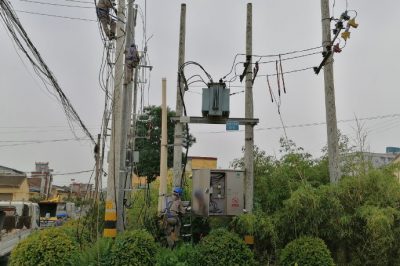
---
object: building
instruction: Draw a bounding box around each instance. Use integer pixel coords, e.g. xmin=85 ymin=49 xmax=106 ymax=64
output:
xmin=70 ymin=182 xmax=94 ymax=199
xmin=185 ymin=156 xmax=218 ymax=172
xmin=30 ymin=162 xmax=53 ymax=199
xmin=363 ymin=152 xmax=398 ymax=168
xmin=51 ymin=185 xmax=71 ymax=201
xmin=27 ymin=177 xmax=42 ymax=200
xmin=0 ymin=165 xmax=29 ymax=201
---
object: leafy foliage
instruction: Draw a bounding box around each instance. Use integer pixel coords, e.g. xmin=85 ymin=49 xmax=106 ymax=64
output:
xmin=69 ymin=237 xmax=114 ymax=266
xmin=111 ymin=229 xmax=159 ymax=266
xmin=10 ymin=228 xmax=79 ymax=266
xmin=197 ymin=228 xmax=256 ymax=266
xmin=156 ymin=245 xmax=199 ymax=266
xmin=230 ymin=212 xmax=277 ymax=264
xmin=135 ymin=105 xmax=195 ymax=182
xmin=279 ymin=236 xmax=334 ymax=266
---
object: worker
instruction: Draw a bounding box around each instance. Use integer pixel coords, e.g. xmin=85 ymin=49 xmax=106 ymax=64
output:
xmin=96 ymin=0 xmax=117 ymax=40
xmin=124 ymin=43 xmax=140 ymax=85
xmin=166 ymin=187 xmax=185 ymax=248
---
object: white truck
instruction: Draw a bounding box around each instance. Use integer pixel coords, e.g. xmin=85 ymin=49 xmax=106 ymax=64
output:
xmin=0 ymin=201 xmax=40 ymax=257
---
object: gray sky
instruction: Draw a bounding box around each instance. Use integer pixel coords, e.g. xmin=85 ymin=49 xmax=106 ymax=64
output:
xmin=1 ymin=0 xmax=399 ymax=186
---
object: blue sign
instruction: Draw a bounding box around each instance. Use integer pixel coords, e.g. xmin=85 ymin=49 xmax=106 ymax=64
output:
xmin=226 ymin=121 xmax=239 ymax=131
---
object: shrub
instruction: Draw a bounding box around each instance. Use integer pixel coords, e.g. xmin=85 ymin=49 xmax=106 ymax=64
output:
xmin=112 ymin=229 xmax=159 ymax=265
xmin=70 ymin=237 xmax=114 ymax=266
xmin=197 ymin=228 xmax=256 ymax=266
xmin=231 ymin=212 xmax=277 ymax=263
xmin=156 ymin=245 xmax=198 ymax=266
xmin=10 ymin=228 xmax=79 ymax=266
xmin=279 ymin=236 xmax=334 ymax=266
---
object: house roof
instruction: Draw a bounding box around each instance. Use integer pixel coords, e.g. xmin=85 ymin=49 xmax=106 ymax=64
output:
xmin=0 ymin=165 xmax=26 ymax=176
xmin=188 ymin=156 xmax=218 ymax=161
xmin=0 ymin=165 xmax=27 ymax=188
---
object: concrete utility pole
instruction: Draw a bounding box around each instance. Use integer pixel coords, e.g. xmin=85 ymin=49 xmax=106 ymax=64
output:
xmin=320 ymin=0 xmax=341 ymax=183
xmin=117 ymin=1 xmax=135 ymax=232
xmin=116 ymin=0 xmax=136 ymax=232
xmin=244 ymin=3 xmax=254 ymax=212
xmin=173 ymin=3 xmax=186 ymax=189
xmin=158 ymin=78 xmax=168 ymax=213
xmin=104 ymin=0 xmax=129 ymax=238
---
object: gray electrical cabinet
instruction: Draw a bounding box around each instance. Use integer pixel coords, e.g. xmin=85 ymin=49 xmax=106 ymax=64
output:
xmin=192 ymin=169 xmax=245 ymax=216
xmin=201 ymin=83 xmax=230 ymax=118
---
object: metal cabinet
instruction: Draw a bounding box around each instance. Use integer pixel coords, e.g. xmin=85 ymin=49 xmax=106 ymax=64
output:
xmin=192 ymin=169 xmax=244 ymax=216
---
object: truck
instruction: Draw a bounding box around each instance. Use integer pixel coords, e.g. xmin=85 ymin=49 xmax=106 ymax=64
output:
xmin=0 ymin=201 xmax=40 ymax=257
xmin=38 ymin=197 xmax=76 ymax=227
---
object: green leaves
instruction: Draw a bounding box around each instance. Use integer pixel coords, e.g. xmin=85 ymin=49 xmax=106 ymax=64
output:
xmin=10 ymin=228 xmax=79 ymax=266
xmin=197 ymin=229 xmax=256 ymax=266
xmin=279 ymin=237 xmax=335 ymax=266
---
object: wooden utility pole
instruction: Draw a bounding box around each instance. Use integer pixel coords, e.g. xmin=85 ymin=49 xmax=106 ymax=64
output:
xmin=320 ymin=0 xmax=341 ymax=183
xmin=104 ymin=0 xmax=130 ymax=237
xmin=158 ymin=78 xmax=168 ymax=213
xmin=173 ymin=3 xmax=186 ymax=189
xmin=244 ymin=3 xmax=254 ymax=212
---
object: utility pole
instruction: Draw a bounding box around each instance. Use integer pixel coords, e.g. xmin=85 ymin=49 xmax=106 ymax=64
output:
xmin=320 ymin=0 xmax=341 ymax=183
xmin=244 ymin=3 xmax=254 ymax=212
xmin=104 ymin=0 xmax=128 ymax=238
xmin=116 ymin=0 xmax=135 ymax=233
xmin=159 ymin=78 xmax=168 ymax=213
xmin=173 ymin=3 xmax=186 ymax=189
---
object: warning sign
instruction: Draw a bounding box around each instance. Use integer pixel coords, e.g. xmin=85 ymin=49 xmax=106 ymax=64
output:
xmin=231 ymin=197 xmax=240 ymax=208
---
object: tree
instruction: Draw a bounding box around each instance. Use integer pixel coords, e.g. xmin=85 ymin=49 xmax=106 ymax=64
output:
xmin=135 ymin=105 xmax=195 ymax=182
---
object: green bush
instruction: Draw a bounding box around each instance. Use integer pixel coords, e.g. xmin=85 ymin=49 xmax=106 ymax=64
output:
xmin=197 ymin=228 xmax=256 ymax=266
xmin=112 ymin=229 xmax=159 ymax=265
xmin=231 ymin=212 xmax=277 ymax=264
xmin=279 ymin=236 xmax=334 ymax=266
xmin=10 ymin=228 xmax=79 ymax=266
xmin=156 ymin=244 xmax=198 ymax=266
xmin=70 ymin=237 xmax=114 ymax=266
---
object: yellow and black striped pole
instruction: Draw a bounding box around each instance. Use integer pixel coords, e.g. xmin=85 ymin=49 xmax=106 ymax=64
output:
xmin=103 ymin=200 xmax=117 ymax=237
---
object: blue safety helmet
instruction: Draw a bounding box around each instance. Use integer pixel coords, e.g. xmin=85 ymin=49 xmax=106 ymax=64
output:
xmin=173 ymin=187 xmax=183 ymax=196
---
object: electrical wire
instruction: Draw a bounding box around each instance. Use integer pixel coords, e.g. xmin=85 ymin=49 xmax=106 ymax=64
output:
xmin=19 ymin=0 xmax=94 ymax=9
xmin=0 ymin=137 xmax=90 ymax=148
xmin=14 ymin=9 xmax=97 ymax=22
xmin=222 ymin=46 xmax=322 ymax=80
xmin=0 ymin=0 xmax=96 ymax=144
xmin=192 ymin=113 xmax=400 ymax=134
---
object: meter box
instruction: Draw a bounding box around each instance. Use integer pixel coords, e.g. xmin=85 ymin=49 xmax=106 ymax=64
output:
xmin=192 ymin=169 xmax=244 ymax=216
xmin=201 ymin=83 xmax=230 ymax=118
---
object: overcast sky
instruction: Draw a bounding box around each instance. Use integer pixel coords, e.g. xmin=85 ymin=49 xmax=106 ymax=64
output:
xmin=1 ymin=0 xmax=399 ymax=186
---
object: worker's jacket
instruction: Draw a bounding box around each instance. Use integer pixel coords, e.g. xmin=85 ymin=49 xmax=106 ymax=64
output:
xmin=96 ymin=0 xmax=113 ymax=18
xmin=126 ymin=45 xmax=140 ymax=68
xmin=169 ymin=198 xmax=185 ymax=217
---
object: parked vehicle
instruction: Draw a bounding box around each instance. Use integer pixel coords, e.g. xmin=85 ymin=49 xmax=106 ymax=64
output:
xmin=38 ymin=197 xmax=76 ymax=227
xmin=0 ymin=201 xmax=40 ymax=257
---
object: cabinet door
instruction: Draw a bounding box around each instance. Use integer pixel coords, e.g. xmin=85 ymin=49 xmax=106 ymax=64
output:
xmin=192 ymin=169 xmax=210 ymax=216
xmin=226 ymin=171 xmax=244 ymax=216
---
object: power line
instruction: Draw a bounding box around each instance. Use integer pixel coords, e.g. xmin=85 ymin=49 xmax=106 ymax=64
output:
xmin=20 ymin=0 xmax=93 ymax=9
xmin=0 ymin=137 xmax=90 ymax=147
xmin=0 ymin=0 xmax=96 ymax=144
xmin=52 ymin=169 xmax=94 ymax=175
xmin=15 ymin=9 xmax=96 ymax=22
xmin=192 ymin=113 xmax=400 ymax=134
